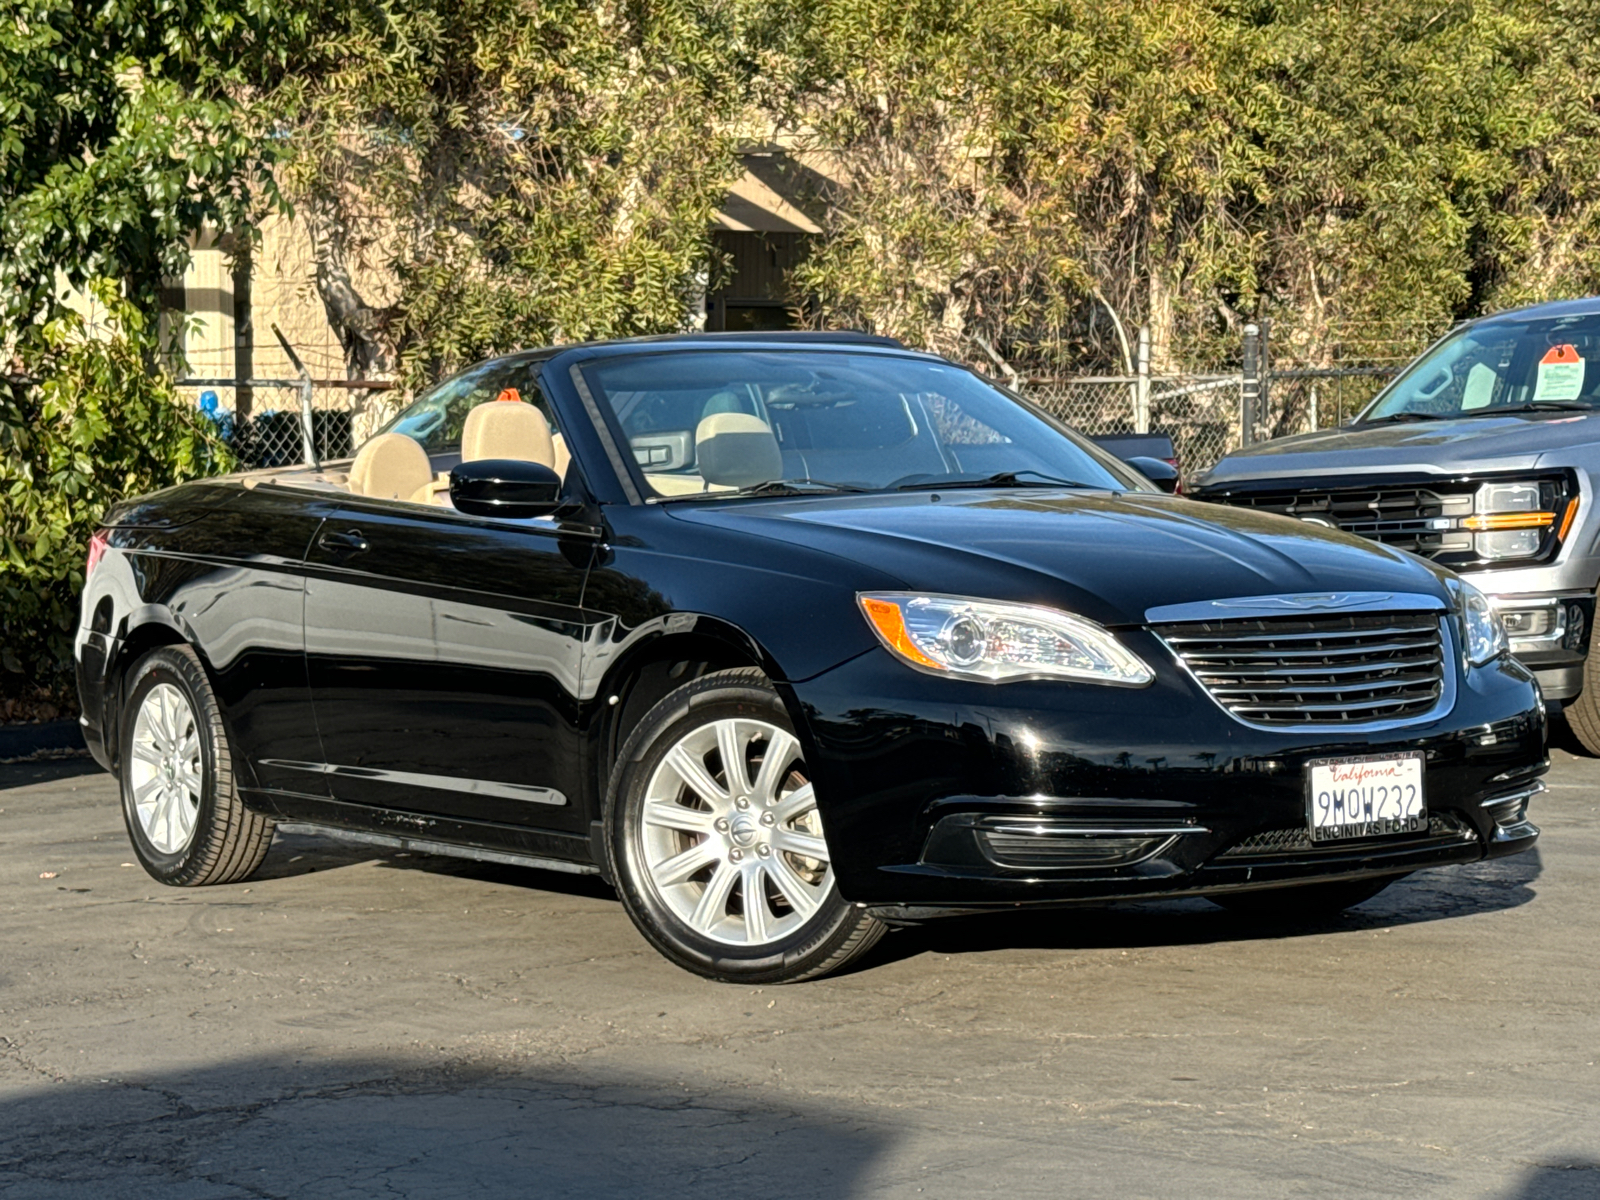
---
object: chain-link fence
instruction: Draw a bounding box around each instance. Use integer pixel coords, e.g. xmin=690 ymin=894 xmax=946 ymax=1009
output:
xmin=1022 ymin=373 xmax=1243 ymax=478
xmin=173 ymin=321 xmax=1433 ymax=483
xmin=175 ymin=378 xmax=399 ymax=468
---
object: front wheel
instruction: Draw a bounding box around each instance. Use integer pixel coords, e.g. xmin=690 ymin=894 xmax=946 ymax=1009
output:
xmin=606 ymin=668 xmax=884 ymax=984
xmin=1209 ymin=874 xmax=1403 ymax=918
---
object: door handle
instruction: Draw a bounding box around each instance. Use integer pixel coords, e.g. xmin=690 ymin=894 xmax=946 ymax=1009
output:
xmin=318 ymin=528 xmax=370 ymax=555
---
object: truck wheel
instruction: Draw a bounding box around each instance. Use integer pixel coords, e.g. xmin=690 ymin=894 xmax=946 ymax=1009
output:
xmin=118 ymin=645 xmax=275 ymax=886
xmin=1561 ymin=648 xmax=1600 ymax=755
xmin=605 ymin=668 xmax=885 ymax=984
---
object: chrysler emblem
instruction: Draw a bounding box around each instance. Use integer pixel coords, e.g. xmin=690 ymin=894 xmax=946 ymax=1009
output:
xmin=1212 ymin=593 xmax=1389 ymax=611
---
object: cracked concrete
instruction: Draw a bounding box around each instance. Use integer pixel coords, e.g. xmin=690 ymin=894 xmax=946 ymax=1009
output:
xmin=1 ymin=731 xmax=1597 ymax=1198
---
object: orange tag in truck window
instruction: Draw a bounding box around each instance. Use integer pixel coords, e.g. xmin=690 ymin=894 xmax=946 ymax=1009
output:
xmin=1535 ymin=344 xmax=1585 ymax=402
xmin=496 ymin=387 xmax=522 ymax=403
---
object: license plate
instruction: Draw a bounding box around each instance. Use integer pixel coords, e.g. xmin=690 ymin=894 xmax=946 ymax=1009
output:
xmin=1305 ymin=752 xmax=1426 ymax=842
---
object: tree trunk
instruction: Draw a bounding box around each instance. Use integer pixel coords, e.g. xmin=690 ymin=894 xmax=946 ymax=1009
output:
xmin=305 ymin=202 xmax=397 ymax=379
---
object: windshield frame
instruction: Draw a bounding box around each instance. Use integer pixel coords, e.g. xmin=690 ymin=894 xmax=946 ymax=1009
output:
xmin=568 ymin=345 xmax=1152 ymax=505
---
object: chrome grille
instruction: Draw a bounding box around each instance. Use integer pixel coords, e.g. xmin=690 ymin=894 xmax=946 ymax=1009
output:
xmin=1157 ymin=611 xmax=1447 ymax=726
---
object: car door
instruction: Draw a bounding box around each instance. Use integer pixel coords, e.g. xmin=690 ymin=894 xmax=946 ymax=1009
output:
xmin=302 ymin=490 xmax=598 ymax=837
xmin=150 ymin=484 xmax=332 ymax=802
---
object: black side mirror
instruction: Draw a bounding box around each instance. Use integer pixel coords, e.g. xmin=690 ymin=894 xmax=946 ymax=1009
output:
xmin=450 ymin=459 xmax=563 ymax=519
xmin=1126 ymin=456 xmax=1180 ymax=494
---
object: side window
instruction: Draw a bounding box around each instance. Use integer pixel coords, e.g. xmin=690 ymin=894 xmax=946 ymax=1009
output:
xmin=386 ymin=359 xmax=555 ymax=454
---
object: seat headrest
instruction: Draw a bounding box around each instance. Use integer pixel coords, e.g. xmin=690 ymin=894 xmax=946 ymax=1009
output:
xmin=461 ymin=400 xmax=555 ymax=467
xmin=695 ymin=413 xmax=782 ymax=488
xmin=348 ymin=433 xmax=434 ymax=501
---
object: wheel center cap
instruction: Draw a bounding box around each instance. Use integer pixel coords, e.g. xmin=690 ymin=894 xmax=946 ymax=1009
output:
xmin=729 ymin=812 xmax=760 ymax=848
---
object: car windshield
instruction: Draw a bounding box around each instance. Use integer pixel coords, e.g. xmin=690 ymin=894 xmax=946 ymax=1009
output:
xmin=1363 ymin=313 xmax=1600 ymax=422
xmin=578 ymin=349 xmax=1141 ymax=500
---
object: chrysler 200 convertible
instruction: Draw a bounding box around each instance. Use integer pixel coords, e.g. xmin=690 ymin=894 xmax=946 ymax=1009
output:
xmin=76 ymin=333 xmax=1546 ymax=982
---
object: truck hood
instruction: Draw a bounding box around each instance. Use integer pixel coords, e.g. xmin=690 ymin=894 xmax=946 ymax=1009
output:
xmin=666 ymin=489 xmax=1450 ymax=628
xmin=1196 ymin=411 xmax=1600 ymax=487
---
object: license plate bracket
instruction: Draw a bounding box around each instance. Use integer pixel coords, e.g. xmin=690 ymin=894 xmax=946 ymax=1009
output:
xmin=1304 ymin=752 xmax=1427 ymax=842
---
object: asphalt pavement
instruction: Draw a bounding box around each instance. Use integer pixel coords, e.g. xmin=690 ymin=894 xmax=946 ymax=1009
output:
xmin=2 ymin=730 xmax=1597 ymax=1199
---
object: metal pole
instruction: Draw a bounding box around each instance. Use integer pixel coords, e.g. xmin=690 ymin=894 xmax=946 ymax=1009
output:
xmin=1241 ymin=323 xmax=1260 ymax=447
xmin=271 ymin=324 xmax=319 ymax=469
xmin=1135 ymin=326 xmax=1151 ymax=434
xmin=1258 ymin=317 xmax=1272 ymax=437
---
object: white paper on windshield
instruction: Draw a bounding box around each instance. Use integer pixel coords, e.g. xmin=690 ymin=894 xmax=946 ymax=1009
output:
xmin=1535 ymin=344 xmax=1585 ymax=401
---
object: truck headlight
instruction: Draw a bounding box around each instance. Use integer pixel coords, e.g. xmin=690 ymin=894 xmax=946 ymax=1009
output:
xmin=858 ymin=593 xmax=1154 ymax=685
xmin=1450 ymin=578 xmax=1508 ymax=666
xmin=1463 ymin=481 xmax=1557 ymax=560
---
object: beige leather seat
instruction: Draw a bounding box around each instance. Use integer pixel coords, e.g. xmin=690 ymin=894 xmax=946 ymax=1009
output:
xmin=694 ymin=413 xmax=782 ymax=489
xmin=461 ymin=399 xmax=569 ymax=478
xmin=347 ymin=433 xmax=435 ymax=502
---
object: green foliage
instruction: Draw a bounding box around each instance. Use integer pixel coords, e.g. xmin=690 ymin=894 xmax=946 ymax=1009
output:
xmin=0 ymin=285 xmax=233 ymax=699
xmin=269 ymin=0 xmax=768 ymax=385
xmin=0 ymin=0 xmax=297 ymax=362
xmin=777 ymin=0 xmax=1600 ymax=372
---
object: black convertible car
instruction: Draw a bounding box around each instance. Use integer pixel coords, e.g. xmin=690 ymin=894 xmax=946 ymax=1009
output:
xmin=77 ymin=333 xmax=1546 ymax=983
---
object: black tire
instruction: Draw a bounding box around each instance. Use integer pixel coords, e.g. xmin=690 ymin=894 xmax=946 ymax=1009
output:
xmin=1210 ymin=874 xmax=1403 ymax=918
xmin=118 ymin=645 xmax=274 ymax=886
xmin=1561 ymin=641 xmax=1600 ymax=756
xmin=605 ymin=667 xmax=885 ymax=984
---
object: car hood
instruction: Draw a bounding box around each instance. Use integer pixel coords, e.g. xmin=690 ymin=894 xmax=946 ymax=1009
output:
xmin=665 ymin=489 xmax=1449 ymax=628
xmin=1196 ymin=411 xmax=1600 ymax=487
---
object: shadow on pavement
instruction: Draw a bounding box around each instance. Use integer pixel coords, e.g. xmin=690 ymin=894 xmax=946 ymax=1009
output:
xmin=0 ymin=1057 xmax=893 ymax=1199
xmin=858 ymin=848 xmax=1544 ymax=969
xmin=0 ymin=756 xmax=103 ymax=788
xmin=1547 ymin=714 xmax=1594 ymax=758
xmin=257 ymin=826 xmax=1545 ymax=974
xmin=1497 ymin=1160 xmax=1600 ymax=1200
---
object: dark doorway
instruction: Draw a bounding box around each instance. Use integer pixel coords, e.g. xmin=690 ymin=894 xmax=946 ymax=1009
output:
xmin=706 ymin=231 xmax=813 ymax=332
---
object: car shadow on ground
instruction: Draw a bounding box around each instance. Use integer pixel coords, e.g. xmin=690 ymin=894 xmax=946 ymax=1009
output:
xmin=259 ymin=825 xmax=1543 ymax=978
xmin=252 ymin=828 xmax=622 ymax=899
xmin=1496 ymin=1161 xmax=1600 ymax=1200
xmin=850 ymin=847 xmax=1545 ymax=971
xmin=1548 ymin=713 xmax=1594 ymax=758
xmin=0 ymin=1056 xmax=893 ymax=1199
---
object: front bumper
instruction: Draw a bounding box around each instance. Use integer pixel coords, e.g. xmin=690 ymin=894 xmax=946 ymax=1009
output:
xmin=789 ymin=634 xmax=1546 ymax=908
xmin=1468 ymin=589 xmax=1594 ymax=701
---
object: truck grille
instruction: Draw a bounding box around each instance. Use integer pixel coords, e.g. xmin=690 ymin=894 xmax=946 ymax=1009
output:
xmin=1219 ymin=486 xmax=1474 ymax=556
xmin=1156 ymin=611 xmax=1448 ymax=726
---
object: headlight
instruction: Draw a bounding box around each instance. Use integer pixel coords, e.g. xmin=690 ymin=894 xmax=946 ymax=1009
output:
xmin=857 ymin=593 xmax=1154 ymax=685
xmin=1450 ymin=578 xmax=1508 ymax=666
xmin=1462 ymin=480 xmax=1563 ymax=560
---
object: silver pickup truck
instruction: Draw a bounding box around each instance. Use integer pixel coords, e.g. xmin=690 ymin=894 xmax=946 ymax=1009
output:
xmin=1194 ymin=297 xmax=1600 ymax=750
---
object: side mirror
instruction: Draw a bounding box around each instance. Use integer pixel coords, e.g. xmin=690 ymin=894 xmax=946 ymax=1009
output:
xmin=1126 ymin=456 xmax=1180 ymax=494
xmin=450 ymin=459 xmax=563 ymax=519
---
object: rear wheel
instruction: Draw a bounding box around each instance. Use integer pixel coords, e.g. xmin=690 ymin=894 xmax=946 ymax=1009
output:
xmin=606 ymin=668 xmax=884 ymax=983
xmin=1210 ymin=874 xmax=1402 ymax=918
xmin=119 ymin=645 xmax=274 ymax=886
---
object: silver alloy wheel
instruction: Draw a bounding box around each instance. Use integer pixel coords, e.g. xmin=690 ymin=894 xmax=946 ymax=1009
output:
xmin=640 ymin=717 xmax=832 ymax=946
xmin=127 ymin=682 xmax=203 ymax=854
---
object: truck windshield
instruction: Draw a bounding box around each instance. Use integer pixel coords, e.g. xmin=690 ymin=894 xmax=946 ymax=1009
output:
xmin=1363 ymin=313 xmax=1600 ymax=422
